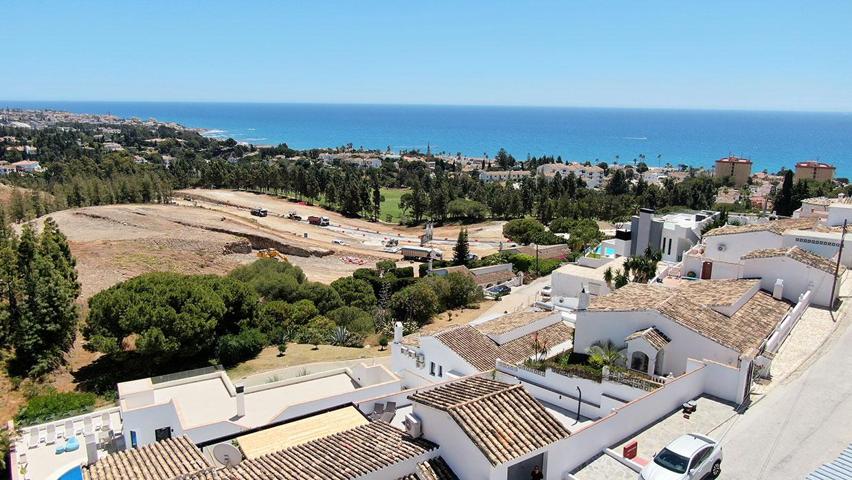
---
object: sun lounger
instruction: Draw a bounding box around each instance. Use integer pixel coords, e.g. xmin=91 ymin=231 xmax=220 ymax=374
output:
xmin=64 ymin=419 xmax=74 ymax=438
xmin=83 ymin=417 xmax=94 ymax=436
xmin=384 ymin=401 xmax=397 ymax=415
xmin=45 ymin=424 xmax=56 ymax=445
xmin=380 ymin=411 xmax=395 ymax=423
xmin=28 ymin=431 xmax=39 ymax=449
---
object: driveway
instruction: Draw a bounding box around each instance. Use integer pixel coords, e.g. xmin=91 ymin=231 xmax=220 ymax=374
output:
xmin=473 ymin=275 xmax=552 ymax=322
xmin=719 ymin=303 xmax=852 ymax=478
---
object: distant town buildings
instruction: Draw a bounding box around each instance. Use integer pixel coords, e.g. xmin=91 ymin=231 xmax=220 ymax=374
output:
xmin=536 ymin=162 xmax=605 ymax=188
xmin=794 ymin=160 xmax=835 ymax=182
xmin=478 ymin=170 xmax=531 ymax=183
xmin=714 ymin=156 xmax=752 ymax=187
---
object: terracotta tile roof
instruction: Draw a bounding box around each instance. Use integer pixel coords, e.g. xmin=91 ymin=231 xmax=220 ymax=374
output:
xmin=498 ymin=322 xmax=574 ymax=364
xmin=409 ymin=376 xmax=511 ymax=410
xmin=397 ymin=457 xmax=460 ymax=480
xmin=83 ymin=436 xmax=212 ymax=480
xmin=678 ymin=279 xmax=759 ymax=306
xmin=626 ymin=327 xmax=670 ymax=350
xmin=588 ymin=282 xmax=790 ymax=354
xmin=448 ymin=384 xmax=569 ymax=465
xmin=432 ymin=321 xmax=574 ymax=371
xmin=473 ymin=269 xmax=516 ymax=286
xmin=217 ymin=422 xmax=437 ymax=480
xmin=435 ymin=326 xmax=504 ymax=371
xmin=703 ymin=218 xmax=821 ymax=237
xmin=475 ymin=311 xmax=555 ymax=336
xmin=742 ymin=246 xmax=845 ymax=275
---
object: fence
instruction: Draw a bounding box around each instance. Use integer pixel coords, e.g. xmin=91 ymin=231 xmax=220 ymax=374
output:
xmin=765 ymin=289 xmax=812 ymax=353
xmin=605 ymin=369 xmax=663 ymax=392
xmin=151 ymin=365 xmax=223 ymax=384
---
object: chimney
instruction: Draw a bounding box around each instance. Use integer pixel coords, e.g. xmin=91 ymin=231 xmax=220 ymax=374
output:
xmin=235 ymin=384 xmax=245 ymax=418
xmin=772 ymin=279 xmax=784 ymax=300
xmin=393 ymin=322 xmax=403 ymax=344
xmin=577 ymin=287 xmax=590 ymax=310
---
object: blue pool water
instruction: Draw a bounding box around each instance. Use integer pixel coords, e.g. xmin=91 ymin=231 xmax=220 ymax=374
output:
xmin=594 ymin=245 xmax=616 ymax=256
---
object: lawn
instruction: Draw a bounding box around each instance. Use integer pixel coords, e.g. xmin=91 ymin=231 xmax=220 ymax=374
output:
xmin=226 ymin=343 xmax=390 ymax=380
xmin=379 ymin=188 xmax=409 ymax=223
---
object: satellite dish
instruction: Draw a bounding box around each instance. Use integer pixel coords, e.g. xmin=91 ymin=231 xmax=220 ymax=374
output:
xmin=717 ymin=243 xmax=727 ymax=252
xmin=212 ymin=442 xmax=244 ymax=467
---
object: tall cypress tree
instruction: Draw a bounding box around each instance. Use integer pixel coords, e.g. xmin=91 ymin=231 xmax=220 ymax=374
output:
xmin=775 ymin=170 xmax=794 ymax=216
xmin=453 ymin=227 xmax=470 ymax=266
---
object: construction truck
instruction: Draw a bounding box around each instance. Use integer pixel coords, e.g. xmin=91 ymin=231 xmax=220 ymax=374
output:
xmin=250 ymin=207 xmax=268 ymax=217
xmin=256 ymin=249 xmax=287 ymax=262
xmin=286 ymin=211 xmax=302 ymax=221
xmin=400 ymin=246 xmax=443 ymax=262
xmin=308 ymin=216 xmax=330 ymax=226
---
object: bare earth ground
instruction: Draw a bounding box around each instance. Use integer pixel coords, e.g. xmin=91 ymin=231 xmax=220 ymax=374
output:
xmin=1 ymin=192 xmax=506 ymax=424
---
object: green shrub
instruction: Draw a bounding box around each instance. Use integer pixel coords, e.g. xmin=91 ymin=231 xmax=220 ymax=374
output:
xmin=327 ymin=306 xmax=372 ymax=330
xmin=390 ymin=283 xmax=439 ymax=326
xmin=392 ymin=266 xmax=414 ymax=278
xmin=16 ymin=390 xmax=97 ymax=425
xmin=217 ymin=328 xmax=266 ymax=367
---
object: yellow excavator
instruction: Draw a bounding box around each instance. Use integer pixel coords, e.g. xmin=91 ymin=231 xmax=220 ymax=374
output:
xmin=256 ymin=248 xmax=288 ymax=262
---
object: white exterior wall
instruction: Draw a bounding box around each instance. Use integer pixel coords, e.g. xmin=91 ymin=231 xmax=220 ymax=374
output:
xmin=783 ymin=230 xmax=852 ymax=268
xmin=551 ymin=269 xmax=612 ymax=298
xmin=827 ymin=204 xmax=852 ymax=227
xmin=703 ymin=231 xmax=783 ymax=264
xmin=392 ymin=336 xmax=480 ymax=389
xmin=742 ymin=256 xmax=836 ymax=307
xmin=573 ymin=310 xmax=741 ymax=375
xmin=121 ymin=400 xmax=185 ymax=447
xmin=414 ymin=404 xmax=493 ymax=480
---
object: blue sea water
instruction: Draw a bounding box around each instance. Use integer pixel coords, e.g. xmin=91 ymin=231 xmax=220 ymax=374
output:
xmin=3 ymin=101 xmax=852 ymax=177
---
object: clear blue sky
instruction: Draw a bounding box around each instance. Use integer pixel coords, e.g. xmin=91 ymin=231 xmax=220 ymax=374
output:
xmin=3 ymin=1 xmax=851 ymax=111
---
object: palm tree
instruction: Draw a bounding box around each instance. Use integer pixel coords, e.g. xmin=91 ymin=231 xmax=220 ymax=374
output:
xmin=588 ymin=340 xmax=626 ymax=370
xmin=603 ymin=266 xmax=614 ymax=288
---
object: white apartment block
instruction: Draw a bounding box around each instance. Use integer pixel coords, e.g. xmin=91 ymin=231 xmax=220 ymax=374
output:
xmin=536 ymin=162 xmax=605 ymax=188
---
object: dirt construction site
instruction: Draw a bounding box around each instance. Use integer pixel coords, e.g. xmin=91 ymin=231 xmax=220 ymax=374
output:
xmin=31 ymin=189 xmax=508 ymax=299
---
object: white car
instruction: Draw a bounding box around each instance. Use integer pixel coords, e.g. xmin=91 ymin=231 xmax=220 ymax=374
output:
xmin=639 ymin=434 xmax=722 ymax=480
xmin=540 ymin=285 xmax=552 ymax=298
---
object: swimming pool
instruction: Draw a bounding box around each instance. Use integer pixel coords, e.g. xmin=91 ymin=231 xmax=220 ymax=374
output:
xmin=593 ymin=245 xmax=616 ymax=256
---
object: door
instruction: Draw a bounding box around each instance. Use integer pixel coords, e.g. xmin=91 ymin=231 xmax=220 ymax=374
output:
xmin=689 ymin=446 xmax=713 ymax=478
xmin=701 ymin=261 xmax=713 ymax=279
xmin=741 ymin=360 xmax=754 ymax=408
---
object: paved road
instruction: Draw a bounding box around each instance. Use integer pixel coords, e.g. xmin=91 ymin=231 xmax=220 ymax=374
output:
xmin=473 ymin=275 xmax=552 ymax=322
xmin=720 ymin=307 xmax=852 ymax=479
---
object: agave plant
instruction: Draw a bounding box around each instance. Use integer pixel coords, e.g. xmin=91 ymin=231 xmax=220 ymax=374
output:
xmin=329 ymin=326 xmax=353 ymax=347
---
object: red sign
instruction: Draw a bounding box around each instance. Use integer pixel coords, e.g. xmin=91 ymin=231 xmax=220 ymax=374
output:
xmin=623 ymin=440 xmax=638 ymax=459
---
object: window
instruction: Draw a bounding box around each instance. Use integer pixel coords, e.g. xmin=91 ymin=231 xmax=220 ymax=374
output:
xmin=690 ymin=447 xmax=712 ymax=470
xmin=130 ymin=430 xmax=138 ymax=449
xmin=155 ymin=427 xmax=172 ymax=442
xmin=438 ymin=365 xmax=443 ymax=377
xmin=430 ymin=362 xmax=436 ymax=376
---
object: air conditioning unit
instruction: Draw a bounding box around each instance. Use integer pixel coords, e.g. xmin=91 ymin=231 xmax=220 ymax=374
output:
xmin=403 ymin=413 xmax=422 ymax=438
xmin=415 ymin=354 xmax=425 ymax=368
xmin=717 ymin=243 xmax=727 ymax=252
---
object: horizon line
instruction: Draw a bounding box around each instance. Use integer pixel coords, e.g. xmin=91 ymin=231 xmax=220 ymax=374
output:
xmin=2 ymin=99 xmax=851 ymax=116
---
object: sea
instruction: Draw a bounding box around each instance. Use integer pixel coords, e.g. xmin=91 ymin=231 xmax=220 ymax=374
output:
xmin=3 ymin=101 xmax=852 ymax=177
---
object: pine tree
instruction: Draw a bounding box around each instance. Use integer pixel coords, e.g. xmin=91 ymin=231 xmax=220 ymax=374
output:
xmin=453 ymin=227 xmax=470 ymax=266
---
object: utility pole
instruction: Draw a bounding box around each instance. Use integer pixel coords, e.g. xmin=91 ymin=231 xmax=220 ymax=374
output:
xmin=830 ymin=219 xmax=847 ymax=312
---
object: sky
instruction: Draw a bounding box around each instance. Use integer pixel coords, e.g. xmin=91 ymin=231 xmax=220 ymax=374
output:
xmin=2 ymin=1 xmax=851 ymax=112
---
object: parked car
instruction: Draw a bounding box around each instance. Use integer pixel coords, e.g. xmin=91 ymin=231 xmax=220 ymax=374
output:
xmin=487 ymin=285 xmax=512 ymax=297
xmin=639 ymin=433 xmax=722 ymax=480
xmin=540 ymin=285 xmax=552 ymax=298
xmin=250 ymin=207 xmax=268 ymax=217
xmin=332 ymin=239 xmax=348 ymax=246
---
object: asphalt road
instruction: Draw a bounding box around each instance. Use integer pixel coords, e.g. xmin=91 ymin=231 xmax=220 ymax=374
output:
xmin=719 ymin=307 xmax=852 ymax=479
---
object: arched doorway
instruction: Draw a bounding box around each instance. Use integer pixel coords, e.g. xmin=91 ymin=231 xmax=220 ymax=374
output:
xmin=631 ymin=351 xmax=649 ymax=373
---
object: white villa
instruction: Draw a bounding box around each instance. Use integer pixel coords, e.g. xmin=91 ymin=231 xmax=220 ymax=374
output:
xmin=392 ymin=310 xmax=573 ymax=388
